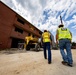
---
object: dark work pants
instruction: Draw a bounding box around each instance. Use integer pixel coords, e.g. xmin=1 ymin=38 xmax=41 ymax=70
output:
xmin=43 ymin=42 xmax=51 ymax=62
xmin=59 ymin=39 xmax=73 ymax=64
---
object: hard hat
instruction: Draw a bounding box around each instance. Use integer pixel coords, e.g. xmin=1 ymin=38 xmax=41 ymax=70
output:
xmin=44 ymin=30 xmax=47 ymax=32
xmin=58 ymin=24 xmax=64 ymax=28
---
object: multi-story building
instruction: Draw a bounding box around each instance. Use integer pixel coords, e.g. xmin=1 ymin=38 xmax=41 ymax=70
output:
xmin=0 ymin=1 xmax=42 ymax=49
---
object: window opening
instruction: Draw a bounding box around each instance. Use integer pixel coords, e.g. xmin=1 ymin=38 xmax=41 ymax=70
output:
xmin=15 ymin=27 xmax=23 ymax=34
xmin=17 ymin=18 xmax=25 ymax=25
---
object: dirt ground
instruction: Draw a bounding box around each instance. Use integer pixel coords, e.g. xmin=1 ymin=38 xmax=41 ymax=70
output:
xmin=0 ymin=49 xmax=76 ymax=75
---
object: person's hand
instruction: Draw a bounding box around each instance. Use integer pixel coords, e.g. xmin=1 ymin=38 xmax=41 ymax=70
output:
xmin=41 ymin=42 xmax=43 ymax=47
xmin=50 ymin=41 xmax=52 ymax=45
xmin=56 ymin=41 xmax=58 ymax=45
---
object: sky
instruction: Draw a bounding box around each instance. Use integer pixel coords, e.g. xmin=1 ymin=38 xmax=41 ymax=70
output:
xmin=1 ymin=0 xmax=76 ymax=42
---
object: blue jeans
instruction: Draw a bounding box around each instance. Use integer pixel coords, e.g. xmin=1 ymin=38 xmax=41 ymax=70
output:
xmin=59 ymin=39 xmax=73 ymax=64
xmin=43 ymin=42 xmax=51 ymax=62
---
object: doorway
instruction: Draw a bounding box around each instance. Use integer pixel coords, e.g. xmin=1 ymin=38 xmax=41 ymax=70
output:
xmin=11 ymin=38 xmax=24 ymax=48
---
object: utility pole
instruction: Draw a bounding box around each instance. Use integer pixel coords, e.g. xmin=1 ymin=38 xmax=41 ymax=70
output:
xmin=60 ymin=15 xmax=63 ymax=24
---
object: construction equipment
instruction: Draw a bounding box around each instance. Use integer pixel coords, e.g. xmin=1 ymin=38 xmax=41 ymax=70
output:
xmin=60 ymin=15 xmax=63 ymax=24
xmin=24 ymin=34 xmax=41 ymax=51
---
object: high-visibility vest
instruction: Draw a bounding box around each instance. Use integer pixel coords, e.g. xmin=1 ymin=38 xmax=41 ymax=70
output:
xmin=42 ymin=32 xmax=50 ymax=42
xmin=58 ymin=28 xmax=72 ymax=40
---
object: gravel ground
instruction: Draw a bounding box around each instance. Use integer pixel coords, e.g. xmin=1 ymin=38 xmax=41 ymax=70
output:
xmin=0 ymin=49 xmax=76 ymax=75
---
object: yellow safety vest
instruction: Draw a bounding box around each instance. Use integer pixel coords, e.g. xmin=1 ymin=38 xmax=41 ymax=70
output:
xmin=58 ymin=28 xmax=72 ymax=40
xmin=42 ymin=32 xmax=50 ymax=42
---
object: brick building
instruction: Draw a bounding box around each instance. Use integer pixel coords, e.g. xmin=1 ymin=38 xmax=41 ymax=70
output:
xmin=0 ymin=1 xmax=42 ymax=49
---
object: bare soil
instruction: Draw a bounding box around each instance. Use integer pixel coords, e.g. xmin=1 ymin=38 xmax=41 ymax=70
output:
xmin=0 ymin=49 xmax=76 ymax=75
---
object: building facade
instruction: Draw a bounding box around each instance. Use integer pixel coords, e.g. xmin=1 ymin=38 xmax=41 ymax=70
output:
xmin=0 ymin=1 xmax=42 ymax=49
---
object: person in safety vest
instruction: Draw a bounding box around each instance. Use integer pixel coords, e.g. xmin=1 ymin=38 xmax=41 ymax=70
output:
xmin=56 ymin=24 xmax=73 ymax=67
xmin=41 ymin=30 xmax=52 ymax=64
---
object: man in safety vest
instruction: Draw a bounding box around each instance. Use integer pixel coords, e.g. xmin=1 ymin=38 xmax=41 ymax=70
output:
xmin=41 ymin=30 xmax=52 ymax=64
xmin=56 ymin=24 xmax=73 ymax=67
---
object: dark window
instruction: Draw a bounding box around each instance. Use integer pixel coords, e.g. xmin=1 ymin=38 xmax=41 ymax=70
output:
xmin=28 ymin=33 xmax=31 ymax=36
xmin=33 ymin=35 xmax=34 ymax=37
xmin=17 ymin=18 xmax=25 ymax=25
xmin=15 ymin=27 xmax=23 ymax=34
xmin=39 ymin=31 xmax=42 ymax=35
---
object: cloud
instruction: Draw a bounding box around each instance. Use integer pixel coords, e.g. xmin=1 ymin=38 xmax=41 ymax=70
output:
xmin=65 ymin=1 xmax=76 ymax=19
xmin=72 ymin=25 xmax=76 ymax=29
xmin=1 ymin=0 xmax=76 ymax=42
xmin=64 ymin=15 xmax=76 ymax=28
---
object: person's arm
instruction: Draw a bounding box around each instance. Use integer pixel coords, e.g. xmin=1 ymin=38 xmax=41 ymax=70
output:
xmin=50 ymin=35 xmax=52 ymax=41
xmin=56 ymin=30 xmax=59 ymax=44
xmin=70 ymin=32 xmax=72 ymax=38
xmin=41 ymin=35 xmax=43 ymax=46
xmin=70 ymin=31 xmax=72 ymax=43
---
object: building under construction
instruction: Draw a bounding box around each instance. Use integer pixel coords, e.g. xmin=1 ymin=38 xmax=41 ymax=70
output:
xmin=0 ymin=1 xmax=42 ymax=49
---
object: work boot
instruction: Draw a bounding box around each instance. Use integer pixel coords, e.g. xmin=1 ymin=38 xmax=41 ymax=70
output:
xmin=67 ymin=63 xmax=73 ymax=67
xmin=48 ymin=61 xmax=51 ymax=64
xmin=44 ymin=57 xmax=47 ymax=59
xmin=61 ymin=61 xmax=68 ymax=65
